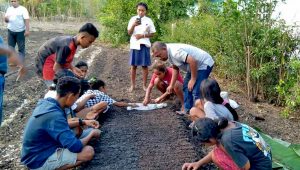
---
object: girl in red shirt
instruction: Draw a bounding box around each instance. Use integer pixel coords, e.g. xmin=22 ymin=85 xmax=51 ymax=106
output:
xmin=143 ymin=62 xmax=184 ymax=112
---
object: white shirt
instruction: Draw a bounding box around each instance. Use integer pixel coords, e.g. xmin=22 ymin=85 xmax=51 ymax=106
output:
xmin=166 ymin=43 xmax=214 ymax=72
xmin=5 ymin=6 xmax=29 ymax=32
xmin=204 ymin=101 xmax=234 ymax=121
xmin=127 ymin=15 xmax=156 ymax=50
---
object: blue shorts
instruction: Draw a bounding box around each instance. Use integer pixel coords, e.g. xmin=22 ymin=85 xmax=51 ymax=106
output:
xmin=33 ymin=148 xmax=77 ymax=170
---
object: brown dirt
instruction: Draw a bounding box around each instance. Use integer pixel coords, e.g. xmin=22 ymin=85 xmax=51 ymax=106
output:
xmin=0 ymin=22 xmax=299 ymax=170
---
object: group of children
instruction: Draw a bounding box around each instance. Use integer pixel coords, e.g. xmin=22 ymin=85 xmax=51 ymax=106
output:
xmin=18 ymin=2 xmax=272 ymax=169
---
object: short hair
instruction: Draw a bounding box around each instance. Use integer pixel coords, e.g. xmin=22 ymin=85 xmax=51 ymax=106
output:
xmin=136 ymin=2 xmax=148 ymax=11
xmin=79 ymin=23 xmax=99 ymax=38
xmin=152 ymin=61 xmax=167 ymax=73
xmin=89 ymin=79 xmax=105 ymax=90
xmin=151 ymin=41 xmax=167 ymax=53
xmin=192 ymin=117 xmax=228 ymax=143
xmin=75 ymin=61 xmax=88 ymax=69
xmin=56 ymin=77 xmax=81 ymax=97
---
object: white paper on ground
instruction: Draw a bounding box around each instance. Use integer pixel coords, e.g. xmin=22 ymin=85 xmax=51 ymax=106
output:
xmin=127 ymin=103 xmax=167 ymax=111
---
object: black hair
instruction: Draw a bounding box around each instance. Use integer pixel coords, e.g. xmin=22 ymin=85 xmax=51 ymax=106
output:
xmin=56 ymin=76 xmax=81 ymax=97
xmin=80 ymin=80 xmax=90 ymax=96
xmin=79 ymin=23 xmax=99 ymax=38
xmin=136 ymin=2 xmax=148 ymax=11
xmin=200 ymin=78 xmax=239 ymax=121
xmin=49 ymin=69 xmax=75 ymax=90
xmin=192 ymin=117 xmax=228 ymax=143
xmin=89 ymin=79 xmax=105 ymax=90
xmin=75 ymin=61 xmax=88 ymax=69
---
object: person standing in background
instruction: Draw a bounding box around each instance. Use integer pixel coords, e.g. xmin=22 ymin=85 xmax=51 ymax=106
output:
xmin=4 ymin=0 xmax=30 ymax=63
xmin=127 ymin=2 xmax=156 ymax=92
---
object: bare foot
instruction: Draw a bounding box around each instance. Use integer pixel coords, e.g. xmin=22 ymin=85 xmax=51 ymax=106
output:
xmin=129 ymin=86 xmax=135 ymax=92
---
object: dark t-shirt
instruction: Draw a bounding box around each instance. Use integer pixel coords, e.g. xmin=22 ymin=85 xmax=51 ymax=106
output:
xmin=221 ymin=122 xmax=272 ymax=170
xmin=35 ymin=36 xmax=77 ymax=80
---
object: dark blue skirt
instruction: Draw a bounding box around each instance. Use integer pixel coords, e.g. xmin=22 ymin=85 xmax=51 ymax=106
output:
xmin=129 ymin=44 xmax=151 ymax=66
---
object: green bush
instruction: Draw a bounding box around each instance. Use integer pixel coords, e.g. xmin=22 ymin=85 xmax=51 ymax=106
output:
xmin=160 ymin=0 xmax=299 ymax=117
xmin=97 ymin=0 xmax=196 ymax=45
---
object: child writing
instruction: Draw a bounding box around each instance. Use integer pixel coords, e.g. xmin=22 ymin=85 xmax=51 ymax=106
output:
xmin=143 ymin=61 xmax=184 ymax=112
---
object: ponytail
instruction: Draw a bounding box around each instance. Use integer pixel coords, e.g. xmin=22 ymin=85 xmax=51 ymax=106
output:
xmin=223 ymin=103 xmax=239 ymax=121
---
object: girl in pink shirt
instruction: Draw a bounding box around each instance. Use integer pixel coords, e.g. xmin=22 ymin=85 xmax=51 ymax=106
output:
xmin=143 ymin=62 xmax=184 ymax=111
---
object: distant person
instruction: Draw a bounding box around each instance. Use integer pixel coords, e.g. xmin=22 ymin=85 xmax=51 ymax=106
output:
xmin=189 ymin=78 xmax=238 ymax=121
xmin=21 ymin=77 xmax=101 ymax=170
xmin=0 ymin=36 xmax=25 ymax=126
xmin=182 ymin=117 xmax=272 ymax=170
xmin=151 ymin=42 xmax=214 ymax=114
xmin=4 ymin=0 xmax=30 ymax=63
xmin=127 ymin=2 xmax=156 ymax=92
xmin=35 ymin=23 xmax=99 ymax=87
xmin=143 ymin=61 xmax=184 ymax=111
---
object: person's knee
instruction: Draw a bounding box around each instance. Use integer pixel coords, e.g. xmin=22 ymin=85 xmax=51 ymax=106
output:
xmin=189 ymin=107 xmax=204 ymax=121
xmin=173 ymin=82 xmax=182 ymax=92
xmin=81 ymin=146 xmax=95 ymax=161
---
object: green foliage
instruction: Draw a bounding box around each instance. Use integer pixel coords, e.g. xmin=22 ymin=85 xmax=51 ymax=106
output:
xmin=19 ymin=0 xmax=101 ymax=18
xmin=97 ymin=0 xmax=196 ymax=45
xmin=159 ymin=0 xmax=299 ymax=117
xmin=276 ymin=59 xmax=300 ymax=117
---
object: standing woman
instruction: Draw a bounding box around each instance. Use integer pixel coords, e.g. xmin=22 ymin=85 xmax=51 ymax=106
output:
xmin=127 ymin=2 xmax=156 ymax=92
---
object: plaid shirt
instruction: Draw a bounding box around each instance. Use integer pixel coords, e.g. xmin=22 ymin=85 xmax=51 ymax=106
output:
xmin=77 ymin=90 xmax=116 ymax=108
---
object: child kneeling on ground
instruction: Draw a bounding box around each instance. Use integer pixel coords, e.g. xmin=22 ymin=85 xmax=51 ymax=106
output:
xmin=21 ymin=77 xmax=101 ymax=170
xmin=143 ymin=61 xmax=184 ymax=112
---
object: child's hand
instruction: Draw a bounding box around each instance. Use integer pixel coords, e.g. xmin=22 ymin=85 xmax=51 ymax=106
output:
xmin=85 ymin=120 xmax=100 ymax=128
xmin=143 ymin=98 xmax=150 ymax=106
xmin=88 ymin=94 xmax=96 ymax=99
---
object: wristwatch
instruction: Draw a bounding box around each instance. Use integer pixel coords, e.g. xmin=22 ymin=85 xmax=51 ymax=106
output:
xmin=78 ymin=118 xmax=84 ymax=126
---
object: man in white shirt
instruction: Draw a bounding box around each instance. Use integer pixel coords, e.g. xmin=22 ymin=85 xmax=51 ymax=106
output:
xmin=151 ymin=42 xmax=214 ymax=114
xmin=4 ymin=0 xmax=30 ymax=63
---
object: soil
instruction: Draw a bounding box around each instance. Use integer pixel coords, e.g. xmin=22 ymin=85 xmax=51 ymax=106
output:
xmin=0 ymin=21 xmax=299 ymax=170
